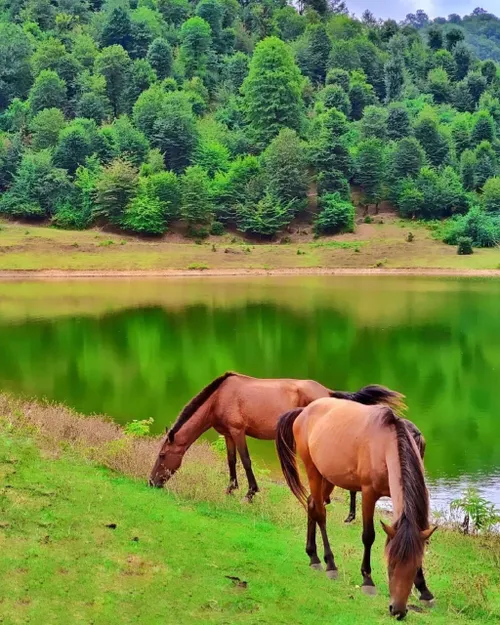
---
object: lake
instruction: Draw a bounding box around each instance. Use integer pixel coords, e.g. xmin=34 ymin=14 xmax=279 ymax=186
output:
xmin=0 ymin=275 xmax=499 ymax=512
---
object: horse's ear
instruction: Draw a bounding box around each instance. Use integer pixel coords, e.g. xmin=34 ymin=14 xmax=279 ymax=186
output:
xmin=380 ymin=520 xmax=396 ymax=539
xmin=420 ymin=526 xmax=438 ymax=541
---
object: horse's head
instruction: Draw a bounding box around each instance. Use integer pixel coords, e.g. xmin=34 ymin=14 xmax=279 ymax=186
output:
xmin=149 ymin=429 xmax=185 ymax=488
xmin=381 ymin=521 xmax=437 ymax=619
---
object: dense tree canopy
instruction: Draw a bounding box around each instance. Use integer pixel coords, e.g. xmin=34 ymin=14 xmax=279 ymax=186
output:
xmin=1 ymin=1 xmax=500 ymax=241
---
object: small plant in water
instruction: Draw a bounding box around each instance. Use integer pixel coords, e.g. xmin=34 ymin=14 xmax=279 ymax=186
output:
xmin=124 ymin=418 xmax=154 ymax=437
xmin=363 ymin=215 xmax=373 ymax=224
xmin=451 ymin=487 xmax=499 ymax=534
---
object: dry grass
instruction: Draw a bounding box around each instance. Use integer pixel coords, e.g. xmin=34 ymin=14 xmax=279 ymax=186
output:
xmin=0 ymin=394 xmax=229 ymax=503
xmin=2 ymin=215 xmax=500 ymax=272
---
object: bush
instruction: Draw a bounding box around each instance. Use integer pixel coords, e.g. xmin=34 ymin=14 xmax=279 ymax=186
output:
xmin=210 ymin=221 xmax=224 ymax=235
xmin=457 ymin=236 xmax=473 ymax=255
xmin=313 ymin=193 xmax=355 ymax=236
xmin=122 ymin=194 xmax=166 ymax=235
xmin=443 ymin=206 xmax=500 ymax=248
xmin=52 ymin=201 xmax=91 ymax=230
xmin=237 ymin=192 xmax=293 ymax=237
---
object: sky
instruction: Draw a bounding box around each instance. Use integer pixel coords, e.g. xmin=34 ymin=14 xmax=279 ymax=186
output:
xmin=346 ymin=0 xmax=498 ymax=21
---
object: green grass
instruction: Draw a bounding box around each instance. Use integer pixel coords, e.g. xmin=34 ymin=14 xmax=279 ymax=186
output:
xmin=1 ymin=416 xmax=499 ymax=624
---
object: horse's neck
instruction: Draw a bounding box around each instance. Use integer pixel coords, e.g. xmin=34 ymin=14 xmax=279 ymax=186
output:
xmin=174 ymin=401 xmax=215 ymax=449
xmin=386 ymin=441 xmax=405 ymax=522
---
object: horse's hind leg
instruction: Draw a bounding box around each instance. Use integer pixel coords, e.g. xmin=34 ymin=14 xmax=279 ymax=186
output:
xmin=360 ymin=488 xmax=377 ymax=595
xmin=225 ymin=436 xmax=239 ymax=495
xmin=344 ymin=491 xmax=356 ymax=523
xmin=306 ymin=495 xmax=322 ymax=570
xmin=234 ymin=433 xmax=259 ymax=501
xmin=414 ymin=567 xmax=434 ymax=605
xmin=308 ymin=472 xmax=337 ymax=579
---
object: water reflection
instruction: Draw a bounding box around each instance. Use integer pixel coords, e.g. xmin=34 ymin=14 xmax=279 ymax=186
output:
xmin=0 ymin=276 xmax=499 ymax=509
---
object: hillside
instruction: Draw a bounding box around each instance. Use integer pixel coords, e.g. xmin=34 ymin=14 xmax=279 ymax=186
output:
xmin=0 ymin=1 xmax=500 ymax=255
xmin=1 ymin=395 xmax=500 ymax=623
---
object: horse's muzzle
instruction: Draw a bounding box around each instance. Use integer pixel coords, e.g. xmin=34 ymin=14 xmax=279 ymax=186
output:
xmin=389 ymin=605 xmax=408 ymax=620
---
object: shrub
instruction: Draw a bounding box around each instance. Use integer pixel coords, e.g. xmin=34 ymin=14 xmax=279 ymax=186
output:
xmin=122 ymin=194 xmax=166 ymax=235
xmin=124 ymin=418 xmax=154 ymax=437
xmin=451 ymin=487 xmax=500 ymax=533
xmin=443 ymin=206 xmax=500 ymax=248
xmin=313 ymin=193 xmax=355 ymax=236
xmin=237 ymin=192 xmax=293 ymax=237
xmin=210 ymin=220 xmax=224 ymax=235
xmin=52 ymin=200 xmax=91 ymax=230
xmin=457 ymin=236 xmax=473 ymax=255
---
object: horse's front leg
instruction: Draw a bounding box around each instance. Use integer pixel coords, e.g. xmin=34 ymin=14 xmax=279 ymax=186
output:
xmin=234 ymin=433 xmax=259 ymax=501
xmin=360 ymin=488 xmax=377 ymax=595
xmin=225 ymin=435 xmax=238 ymax=495
xmin=414 ymin=567 xmax=434 ymax=605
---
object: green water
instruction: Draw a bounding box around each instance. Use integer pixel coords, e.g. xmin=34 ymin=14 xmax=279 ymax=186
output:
xmin=0 ymin=276 xmax=499 ymax=508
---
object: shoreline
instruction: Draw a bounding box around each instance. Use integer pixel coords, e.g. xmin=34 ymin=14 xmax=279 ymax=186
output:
xmin=1 ymin=266 xmax=500 ymax=279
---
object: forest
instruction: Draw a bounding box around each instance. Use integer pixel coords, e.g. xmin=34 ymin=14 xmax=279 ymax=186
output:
xmin=1 ymin=0 xmax=500 ymax=247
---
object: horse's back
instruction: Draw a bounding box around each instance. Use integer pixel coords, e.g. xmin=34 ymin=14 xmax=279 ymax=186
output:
xmin=214 ymin=376 xmax=330 ymax=439
xmin=294 ymin=398 xmax=394 ymax=493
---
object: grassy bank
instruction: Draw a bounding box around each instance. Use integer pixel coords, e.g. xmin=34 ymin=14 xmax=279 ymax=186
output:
xmin=1 ymin=216 xmax=500 ymax=273
xmin=1 ymin=395 xmax=500 ymax=624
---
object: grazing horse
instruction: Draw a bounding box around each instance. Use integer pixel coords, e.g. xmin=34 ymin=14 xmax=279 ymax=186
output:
xmin=276 ymin=391 xmax=436 ymax=620
xmin=149 ymin=372 xmax=404 ymax=513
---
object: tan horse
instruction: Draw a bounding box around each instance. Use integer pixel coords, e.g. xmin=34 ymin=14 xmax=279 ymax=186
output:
xmin=149 ymin=372 xmax=403 ymax=512
xmin=276 ymin=391 xmax=436 ymax=620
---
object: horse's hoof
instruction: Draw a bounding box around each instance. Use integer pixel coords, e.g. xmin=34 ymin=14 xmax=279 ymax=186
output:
xmin=344 ymin=514 xmax=355 ymax=524
xmin=362 ymin=585 xmax=377 ymax=596
xmin=326 ymin=569 xmax=338 ymax=580
xmin=310 ymin=563 xmax=323 ymax=571
xmin=420 ymin=598 xmax=435 ymax=608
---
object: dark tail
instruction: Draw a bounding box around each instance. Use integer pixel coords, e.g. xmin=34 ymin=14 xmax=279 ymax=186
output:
xmin=168 ymin=372 xmax=237 ymax=442
xmin=330 ymin=384 xmax=406 ymax=413
xmin=275 ymin=408 xmax=308 ymax=508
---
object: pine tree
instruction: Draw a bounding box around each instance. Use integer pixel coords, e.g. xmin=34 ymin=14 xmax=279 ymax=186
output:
xmin=262 ymin=128 xmax=308 ymax=210
xmin=360 ymin=106 xmax=388 ymax=140
xmin=414 ymin=116 xmax=449 ymax=167
xmin=460 ymin=149 xmax=476 ymax=191
xmin=181 ymin=165 xmax=214 ymax=228
xmin=453 ymin=42 xmax=473 ymax=81
xmin=152 ymin=92 xmax=198 ymax=172
xmin=180 ymin=17 xmax=212 ymax=79
xmin=28 ymin=70 xmax=67 ymax=114
xmin=471 ymin=111 xmax=495 ymax=146
xmin=387 ymin=105 xmax=410 ymax=140
xmin=241 ymin=37 xmax=304 ymax=146
xmin=390 ymin=137 xmax=425 ymax=180
xmin=474 ymin=141 xmax=496 ymax=189
xmin=356 ymin=138 xmax=385 ymax=210
xmin=147 ymin=38 xmax=173 ymax=80
xmin=451 ymin=116 xmax=471 ymax=157
xmin=427 ymin=25 xmax=443 ymax=51
xmin=384 ymin=35 xmax=405 ymax=102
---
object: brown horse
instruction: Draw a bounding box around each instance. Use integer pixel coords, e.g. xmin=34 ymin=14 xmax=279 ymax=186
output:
xmin=149 ymin=372 xmax=404 ymax=515
xmin=276 ymin=391 xmax=436 ymax=620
